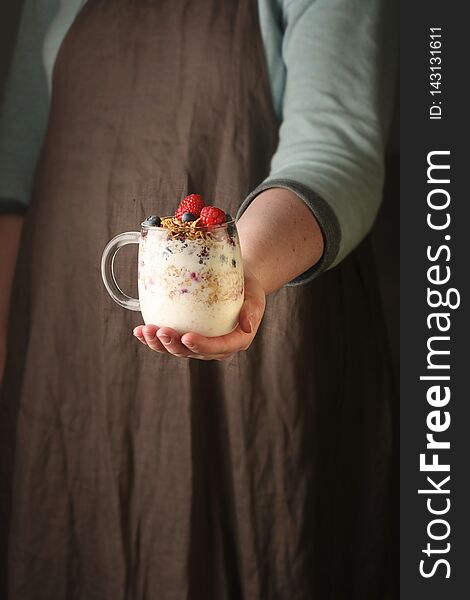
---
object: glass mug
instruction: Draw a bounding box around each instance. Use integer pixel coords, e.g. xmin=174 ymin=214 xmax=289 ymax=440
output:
xmin=101 ymin=219 xmax=244 ymax=337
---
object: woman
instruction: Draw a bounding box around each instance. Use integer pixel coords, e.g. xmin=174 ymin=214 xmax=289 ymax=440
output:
xmin=0 ymin=0 xmax=398 ymax=598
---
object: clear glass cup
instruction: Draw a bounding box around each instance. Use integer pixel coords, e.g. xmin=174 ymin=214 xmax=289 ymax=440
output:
xmin=101 ymin=218 xmax=244 ymax=337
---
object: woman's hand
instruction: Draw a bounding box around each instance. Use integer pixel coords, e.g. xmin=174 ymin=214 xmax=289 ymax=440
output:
xmin=133 ymin=268 xmax=266 ymax=361
xmin=133 ymin=187 xmax=324 ymax=360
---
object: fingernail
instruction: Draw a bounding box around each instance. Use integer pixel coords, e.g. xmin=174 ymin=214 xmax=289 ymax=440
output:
xmin=240 ymin=315 xmax=252 ymax=334
xmin=158 ymin=333 xmax=171 ymax=344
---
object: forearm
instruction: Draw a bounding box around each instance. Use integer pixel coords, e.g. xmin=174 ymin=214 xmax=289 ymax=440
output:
xmin=0 ymin=214 xmax=24 ymax=333
xmin=236 ymin=188 xmax=324 ymax=295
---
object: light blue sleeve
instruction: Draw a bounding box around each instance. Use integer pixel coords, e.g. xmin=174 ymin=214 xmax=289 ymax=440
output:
xmin=239 ymin=0 xmax=398 ymax=284
xmin=0 ymin=0 xmax=59 ymax=213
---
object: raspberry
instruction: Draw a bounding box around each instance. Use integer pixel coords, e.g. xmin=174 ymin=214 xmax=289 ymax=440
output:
xmin=175 ymin=194 xmax=205 ymax=220
xmin=200 ymin=206 xmax=226 ymax=227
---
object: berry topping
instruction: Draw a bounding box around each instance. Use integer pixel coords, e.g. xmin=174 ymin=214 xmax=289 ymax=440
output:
xmin=200 ymin=206 xmax=226 ymax=227
xmin=175 ymin=194 xmax=206 ymax=220
xmin=145 ymin=215 xmax=161 ymax=227
xmin=181 ymin=212 xmax=196 ymax=223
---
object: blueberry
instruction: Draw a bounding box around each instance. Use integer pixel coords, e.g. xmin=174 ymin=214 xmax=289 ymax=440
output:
xmin=145 ymin=215 xmax=161 ymax=227
xmin=225 ymin=213 xmax=233 ymax=223
xmin=182 ymin=212 xmax=196 ymax=223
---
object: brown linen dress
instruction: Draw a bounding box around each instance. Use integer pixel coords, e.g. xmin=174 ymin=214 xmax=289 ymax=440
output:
xmin=0 ymin=0 xmax=397 ymax=598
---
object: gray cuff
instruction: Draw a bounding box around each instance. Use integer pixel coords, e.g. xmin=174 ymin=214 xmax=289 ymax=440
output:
xmin=0 ymin=199 xmax=28 ymax=215
xmin=236 ymin=178 xmax=341 ymax=286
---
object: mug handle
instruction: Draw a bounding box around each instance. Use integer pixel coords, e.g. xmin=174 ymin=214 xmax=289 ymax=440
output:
xmin=101 ymin=231 xmax=141 ymax=311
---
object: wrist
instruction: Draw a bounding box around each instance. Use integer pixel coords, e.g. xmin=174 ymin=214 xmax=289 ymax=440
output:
xmin=237 ymin=187 xmax=324 ymax=294
xmin=241 ymin=257 xmax=266 ymax=295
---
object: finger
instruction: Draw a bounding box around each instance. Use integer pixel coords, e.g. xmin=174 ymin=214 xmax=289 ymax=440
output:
xmin=239 ymin=274 xmax=265 ymax=334
xmin=142 ymin=325 xmax=167 ymax=353
xmin=133 ymin=325 xmax=148 ymax=345
xmin=181 ymin=286 xmax=265 ymax=355
xmin=181 ymin=326 xmax=252 ymax=356
xmin=156 ymin=327 xmax=194 ymax=358
xmin=239 ymin=297 xmax=255 ymax=334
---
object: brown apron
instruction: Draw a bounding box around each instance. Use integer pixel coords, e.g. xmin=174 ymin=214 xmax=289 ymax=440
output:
xmin=1 ymin=0 xmax=397 ymax=598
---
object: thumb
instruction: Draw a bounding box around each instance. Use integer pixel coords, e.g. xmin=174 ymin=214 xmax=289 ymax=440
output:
xmin=239 ymin=297 xmax=254 ymax=334
xmin=238 ymin=266 xmax=266 ymax=334
xmin=239 ymin=291 xmax=265 ymax=335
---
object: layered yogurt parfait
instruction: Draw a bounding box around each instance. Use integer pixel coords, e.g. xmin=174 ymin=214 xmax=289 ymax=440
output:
xmin=138 ymin=195 xmax=244 ymax=337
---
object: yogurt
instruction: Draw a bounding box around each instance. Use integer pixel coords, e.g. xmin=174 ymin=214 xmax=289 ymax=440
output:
xmin=138 ymin=219 xmax=244 ymax=336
